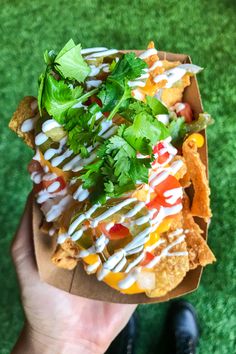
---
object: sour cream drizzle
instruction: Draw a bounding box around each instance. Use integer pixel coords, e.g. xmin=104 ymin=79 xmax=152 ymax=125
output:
xmin=35 ymin=132 xmax=48 ymax=146
xmin=42 ymin=119 xmax=62 ymax=132
xmin=21 ymin=114 xmax=39 ymax=132
xmin=139 ymin=48 xmax=158 ymax=59
xmin=85 ymin=49 xmax=118 ymax=59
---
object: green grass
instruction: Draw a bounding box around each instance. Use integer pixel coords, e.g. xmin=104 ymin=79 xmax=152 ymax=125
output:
xmin=0 ymin=0 xmax=236 ymax=353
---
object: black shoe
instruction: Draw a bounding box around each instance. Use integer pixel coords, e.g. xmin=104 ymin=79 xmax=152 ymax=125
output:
xmin=104 ymin=312 xmax=137 ymax=354
xmin=163 ymin=300 xmax=199 ymax=354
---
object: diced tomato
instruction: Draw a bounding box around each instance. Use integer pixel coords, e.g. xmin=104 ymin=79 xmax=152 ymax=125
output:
xmin=140 ymin=252 xmax=155 ymax=266
xmin=176 ymin=102 xmax=193 ymax=123
xmin=147 ymin=175 xmax=182 ymax=210
xmin=146 ymin=198 xmax=162 ymax=211
xmin=154 ymin=175 xmax=181 ymax=196
xmin=103 ymin=112 xmax=110 ymax=118
xmin=109 ymin=224 xmax=130 ymax=240
xmin=97 ymin=222 xmax=130 ymax=240
xmin=153 ymin=142 xmax=170 ymax=165
xmin=147 ymin=195 xmax=182 ymax=210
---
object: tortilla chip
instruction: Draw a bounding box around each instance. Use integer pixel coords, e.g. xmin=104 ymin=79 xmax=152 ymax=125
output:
xmin=183 ymin=194 xmax=215 ymax=269
xmin=51 ymin=246 xmax=78 ymax=270
xmin=161 ymin=74 xmax=191 ymax=107
xmin=9 ymin=96 xmax=37 ymax=148
xmin=182 ymin=138 xmax=212 ymax=220
xmin=60 ymin=238 xmax=80 ymax=257
xmin=145 ymin=232 xmax=189 ymax=297
xmin=162 ymin=59 xmax=181 ymax=71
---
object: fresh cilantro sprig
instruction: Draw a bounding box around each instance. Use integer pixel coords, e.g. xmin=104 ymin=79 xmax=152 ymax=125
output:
xmin=54 ymin=39 xmax=91 ymax=82
xmin=98 ymin=53 xmax=147 ymax=120
xmin=64 ymin=104 xmax=105 ymax=157
xmin=38 ymin=39 xmax=92 ymax=121
xmin=80 ymin=111 xmax=169 ymax=204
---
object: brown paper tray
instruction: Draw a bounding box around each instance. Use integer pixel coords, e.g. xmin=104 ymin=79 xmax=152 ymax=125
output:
xmin=33 ymin=50 xmax=208 ymax=304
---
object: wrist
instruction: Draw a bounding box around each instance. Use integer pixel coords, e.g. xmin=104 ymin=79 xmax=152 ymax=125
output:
xmin=12 ymin=324 xmax=104 ymax=354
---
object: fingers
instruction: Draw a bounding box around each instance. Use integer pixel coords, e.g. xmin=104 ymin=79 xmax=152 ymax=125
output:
xmin=11 ymin=193 xmax=38 ymax=285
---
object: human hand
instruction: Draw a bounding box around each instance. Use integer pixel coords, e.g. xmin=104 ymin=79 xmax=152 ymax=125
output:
xmin=11 ymin=194 xmax=136 ymax=354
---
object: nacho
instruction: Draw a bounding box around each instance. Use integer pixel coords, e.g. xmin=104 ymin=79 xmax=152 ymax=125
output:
xmin=146 ymin=231 xmax=189 ymax=297
xmin=183 ymin=194 xmax=215 ymax=269
xmin=182 ymin=138 xmax=212 ymax=220
xmin=10 ymin=40 xmax=215 ymax=299
xmin=9 ymin=96 xmax=37 ymax=148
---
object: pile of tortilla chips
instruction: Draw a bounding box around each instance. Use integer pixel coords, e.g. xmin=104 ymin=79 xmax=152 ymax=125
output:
xmin=9 ymin=44 xmax=215 ymax=301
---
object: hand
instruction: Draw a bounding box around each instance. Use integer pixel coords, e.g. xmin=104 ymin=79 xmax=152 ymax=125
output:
xmin=11 ymin=194 xmax=136 ymax=354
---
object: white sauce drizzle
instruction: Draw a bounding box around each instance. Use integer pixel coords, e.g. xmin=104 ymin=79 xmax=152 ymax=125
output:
xmin=164 ymin=187 xmax=183 ymax=205
xmin=156 ymin=114 xmax=169 ymax=125
xmin=81 ymin=47 xmax=108 ymax=55
xmin=44 ymin=137 xmax=67 ymax=160
xmin=47 ymin=181 xmax=60 ymax=193
xmin=174 ymin=102 xmax=186 ymax=113
xmin=42 ymin=119 xmax=61 ymax=132
xmin=46 ymin=195 xmax=73 ymax=222
xmin=85 ymin=49 xmax=118 ymax=59
xmin=68 ymin=203 xmax=100 ymax=235
xmin=86 ymin=80 xmax=102 ymax=89
xmin=85 ymin=261 xmax=101 ymax=273
xmin=151 ymin=204 xmax=183 ymax=232
xmin=118 ymin=268 xmax=141 ymax=289
xmin=57 ymin=233 xmax=69 ymax=244
xmin=73 ymin=185 xmax=89 ymax=202
xmin=35 ymin=132 xmax=48 ymax=146
xmin=21 ymin=115 xmax=39 ymax=132
xmin=31 ymin=171 xmax=42 ymax=184
xmin=146 ymin=234 xmax=187 ymax=268
xmin=148 ymin=60 xmax=163 ymax=71
xmin=90 ymin=198 xmax=137 ymax=227
xmin=51 ymin=149 xmax=73 ymax=167
xmin=128 ymin=80 xmax=146 ymax=87
xmin=139 ymin=48 xmax=157 ymax=59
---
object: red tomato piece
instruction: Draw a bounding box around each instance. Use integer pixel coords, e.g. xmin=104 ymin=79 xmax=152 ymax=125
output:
xmin=146 ymin=198 xmax=163 ymax=211
xmin=176 ymin=102 xmax=193 ymax=123
xmin=140 ymin=252 xmax=155 ymax=266
xmin=154 ymin=175 xmax=181 ymax=197
xmin=109 ymin=224 xmax=130 ymax=240
xmin=153 ymin=142 xmax=170 ymax=165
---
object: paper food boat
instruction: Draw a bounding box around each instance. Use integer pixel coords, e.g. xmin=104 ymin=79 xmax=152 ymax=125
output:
xmin=33 ymin=50 xmax=209 ymax=304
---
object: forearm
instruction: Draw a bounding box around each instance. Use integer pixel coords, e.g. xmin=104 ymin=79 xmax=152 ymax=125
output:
xmin=12 ymin=325 xmax=104 ymax=354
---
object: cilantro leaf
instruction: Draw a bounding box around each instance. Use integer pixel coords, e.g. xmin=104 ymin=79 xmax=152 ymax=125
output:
xmin=98 ymin=53 xmax=147 ymax=121
xmin=64 ymin=107 xmax=102 ymax=157
xmin=42 ymin=74 xmax=83 ymax=123
xmin=146 ymin=95 xmax=168 ymax=115
xmin=54 ymin=40 xmax=91 ymax=82
xmin=38 ymin=73 xmax=45 ymax=116
xmin=168 ymin=117 xmax=187 ymax=146
xmin=110 ymin=53 xmax=147 ymax=81
xmin=56 ymin=39 xmax=75 ymax=59
xmin=104 ymin=181 xmax=114 ymax=193
xmin=124 ymin=112 xmax=169 ymax=153
xmin=129 ymin=158 xmax=149 ymax=184
xmin=80 ymin=160 xmax=103 ymax=189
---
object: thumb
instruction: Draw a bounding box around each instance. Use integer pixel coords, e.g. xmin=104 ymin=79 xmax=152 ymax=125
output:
xmin=11 ymin=193 xmax=38 ymax=285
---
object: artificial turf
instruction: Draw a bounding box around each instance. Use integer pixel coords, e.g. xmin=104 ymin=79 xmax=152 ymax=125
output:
xmin=0 ymin=0 xmax=236 ymax=353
